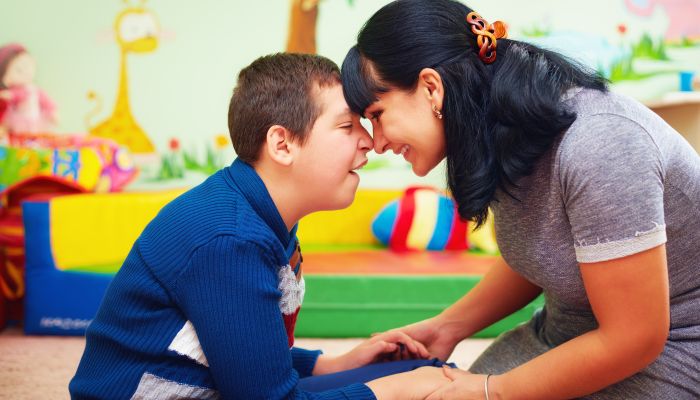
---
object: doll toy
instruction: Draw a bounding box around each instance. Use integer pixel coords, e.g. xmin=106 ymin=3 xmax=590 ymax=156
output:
xmin=0 ymin=43 xmax=57 ymax=137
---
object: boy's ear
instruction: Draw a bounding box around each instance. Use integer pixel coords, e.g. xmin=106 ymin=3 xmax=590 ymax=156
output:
xmin=264 ymin=125 xmax=297 ymax=166
xmin=419 ymin=68 xmax=444 ymax=110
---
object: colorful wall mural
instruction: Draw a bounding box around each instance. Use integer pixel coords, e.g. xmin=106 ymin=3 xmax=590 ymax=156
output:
xmin=2 ymin=0 xmax=700 ymax=191
xmin=86 ymin=2 xmax=161 ymax=155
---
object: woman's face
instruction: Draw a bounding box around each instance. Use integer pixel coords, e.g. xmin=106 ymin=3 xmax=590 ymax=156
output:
xmin=362 ymin=74 xmax=446 ymax=177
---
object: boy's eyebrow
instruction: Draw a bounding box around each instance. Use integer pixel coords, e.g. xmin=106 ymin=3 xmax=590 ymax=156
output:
xmin=333 ymin=107 xmax=352 ymax=119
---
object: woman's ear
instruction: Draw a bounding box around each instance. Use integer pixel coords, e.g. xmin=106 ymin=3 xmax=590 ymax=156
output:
xmin=264 ymin=125 xmax=296 ymax=166
xmin=419 ymin=68 xmax=444 ymax=110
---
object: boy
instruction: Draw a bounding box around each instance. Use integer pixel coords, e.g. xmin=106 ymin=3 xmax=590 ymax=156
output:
xmin=70 ymin=54 xmax=449 ymax=399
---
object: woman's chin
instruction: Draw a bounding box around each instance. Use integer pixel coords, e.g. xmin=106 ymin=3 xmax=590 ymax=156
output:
xmin=410 ymin=161 xmax=432 ymax=177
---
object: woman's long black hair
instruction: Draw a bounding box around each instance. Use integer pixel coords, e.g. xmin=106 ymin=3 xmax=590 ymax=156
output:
xmin=342 ymin=0 xmax=607 ymax=227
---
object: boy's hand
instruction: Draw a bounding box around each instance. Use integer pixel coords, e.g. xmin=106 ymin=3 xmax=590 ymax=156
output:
xmin=313 ymin=331 xmax=431 ymax=374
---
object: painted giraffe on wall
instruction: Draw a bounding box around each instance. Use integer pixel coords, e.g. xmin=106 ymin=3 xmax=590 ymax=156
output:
xmin=286 ymin=0 xmax=355 ymax=54
xmin=88 ymin=0 xmax=159 ymax=154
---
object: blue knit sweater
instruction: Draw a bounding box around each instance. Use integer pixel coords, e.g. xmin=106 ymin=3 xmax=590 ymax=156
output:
xmin=69 ymin=159 xmax=376 ymax=399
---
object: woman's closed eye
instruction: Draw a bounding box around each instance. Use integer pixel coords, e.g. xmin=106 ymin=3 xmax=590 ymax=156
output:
xmin=368 ymin=111 xmax=383 ymax=122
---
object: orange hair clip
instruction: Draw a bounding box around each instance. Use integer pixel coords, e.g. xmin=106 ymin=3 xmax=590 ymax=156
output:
xmin=466 ymin=11 xmax=508 ymax=64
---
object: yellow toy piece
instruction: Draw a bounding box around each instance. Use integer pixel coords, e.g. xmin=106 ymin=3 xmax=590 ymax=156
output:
xmin=74 ymin=148 xmax=102 ymax=189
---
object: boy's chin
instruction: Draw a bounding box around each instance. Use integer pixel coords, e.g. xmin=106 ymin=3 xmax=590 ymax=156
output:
xmin=321 ymin=187 xmax=358 ymax=211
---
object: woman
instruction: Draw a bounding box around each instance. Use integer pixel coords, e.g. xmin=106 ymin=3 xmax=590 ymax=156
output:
xmin=341 ymin=0 xmax=700 ymax=399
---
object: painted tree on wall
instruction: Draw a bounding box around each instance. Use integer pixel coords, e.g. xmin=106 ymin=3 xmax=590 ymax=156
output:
xmin=286 ymin=0 xmax=354 ymax=54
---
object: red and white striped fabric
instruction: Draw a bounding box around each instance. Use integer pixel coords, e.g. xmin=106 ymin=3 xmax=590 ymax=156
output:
xmin=278 ymin=243 xmax=304 ymax=348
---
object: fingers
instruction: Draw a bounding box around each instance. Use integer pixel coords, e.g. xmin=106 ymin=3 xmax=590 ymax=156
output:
xmin=379 ymin=341 xmax=398 ymax=354
xmin=371 ymin=340 xmax=398 ymax=363
xmin=442 ymin=365 xmax=457 ymax=381
xmin=377 ymin=330 xmax=430 ymax=359
xmin=414 ymin=339 xmax=431 ymax=359
xmin=369 ymin=329 xmax=433 ymax=360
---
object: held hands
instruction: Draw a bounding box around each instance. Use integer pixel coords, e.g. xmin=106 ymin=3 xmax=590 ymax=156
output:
xmin=367 ymin=366 xmax=453 ymax=400
xmin=388 ymin=316 xmax=461 ymax=361
xmin=314 ymin=331 xmax=432 ymax=375
xmin=426 ymin=367 xmax=497 ymax=400
xmin=340 ymin=330 xmax=432 ymax=370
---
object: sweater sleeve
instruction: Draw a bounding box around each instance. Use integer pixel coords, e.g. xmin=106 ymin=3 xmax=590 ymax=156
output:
xmin=291 ymin=347 xmax=322 ymax=378
xmin=172 ymin=236 xmax=376 ymax=400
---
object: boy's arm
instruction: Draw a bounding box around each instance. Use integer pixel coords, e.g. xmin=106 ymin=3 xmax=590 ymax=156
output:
xmin=173 ymin=236 xmax=375 ymax=400
xmin=291 ymin=347 xmax=323 ymax=377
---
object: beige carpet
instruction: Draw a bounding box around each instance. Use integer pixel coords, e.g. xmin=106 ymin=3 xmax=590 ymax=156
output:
xmin=0 ymin=326 xmax=492 ymax=399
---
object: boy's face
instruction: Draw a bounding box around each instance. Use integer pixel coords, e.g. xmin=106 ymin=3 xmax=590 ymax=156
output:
xmin=292 ymin=83 xmax=372 ymax=211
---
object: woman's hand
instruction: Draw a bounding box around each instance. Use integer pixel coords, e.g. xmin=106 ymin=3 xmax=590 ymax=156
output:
xmin=313 ymin=331 xmax=431 ymax=374
xmin=426 ymin=367 xmax=494 ymax=400
xmin=367 ymin=366 xmax=453 ymax=400
xmin=388 ymin=316 xmax=461 ymax=361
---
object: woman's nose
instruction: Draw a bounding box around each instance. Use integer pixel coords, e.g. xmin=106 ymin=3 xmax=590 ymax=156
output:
xmin=373 ymin=129 xmax=390 ymax=154
xmin=358 ymin=126 xmax=373 ymax=152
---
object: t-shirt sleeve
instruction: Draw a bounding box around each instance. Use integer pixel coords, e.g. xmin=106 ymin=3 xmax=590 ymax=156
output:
xmin=172 ymin=236 xmax=376 ymax=400
xmin=559 ymin=114 xmax=667 ymax=263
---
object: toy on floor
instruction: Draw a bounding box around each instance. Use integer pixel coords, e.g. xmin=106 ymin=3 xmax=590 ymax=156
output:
xmin=0 ymin=43 xmax=57 ymax=135
xmin=372 ymin=186 xmax=499 ymax=254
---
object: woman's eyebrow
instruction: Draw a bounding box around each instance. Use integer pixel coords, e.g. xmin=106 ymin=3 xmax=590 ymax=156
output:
xmin=362 ymin=105 xmax=377 ymax=118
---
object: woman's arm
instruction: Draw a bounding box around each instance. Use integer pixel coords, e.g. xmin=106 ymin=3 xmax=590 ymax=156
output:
xmin=398 ymin=257 xmax=542 ymax=360
xmin=439 ymin=256 xmax=542 ymax=341
xmin=488 ymin=244 xmax=669 ymax=400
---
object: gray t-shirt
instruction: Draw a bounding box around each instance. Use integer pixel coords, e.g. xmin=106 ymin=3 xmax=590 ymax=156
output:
xmin=469 ymin=89 xmax=700 ymax=399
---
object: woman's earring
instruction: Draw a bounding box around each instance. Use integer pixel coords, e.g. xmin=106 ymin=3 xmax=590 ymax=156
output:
xmin=432 ymin=104 xmax=443 ymax=120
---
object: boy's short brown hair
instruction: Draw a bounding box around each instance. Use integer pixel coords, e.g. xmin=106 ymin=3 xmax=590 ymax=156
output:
xmin=228 ymin=53 xmax=341 ymax=163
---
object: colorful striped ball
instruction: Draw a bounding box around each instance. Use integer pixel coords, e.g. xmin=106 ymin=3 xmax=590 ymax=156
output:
xmin=372 ymin=187 xmax=469 ymax=252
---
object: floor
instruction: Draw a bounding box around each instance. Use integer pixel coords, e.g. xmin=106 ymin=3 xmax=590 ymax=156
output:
xmin=0 ymin=326 xmax=492 ymax=399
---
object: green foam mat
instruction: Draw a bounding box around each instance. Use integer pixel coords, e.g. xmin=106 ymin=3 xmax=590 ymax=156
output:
xmin=297 ymin=275 xmax=544 ymax=338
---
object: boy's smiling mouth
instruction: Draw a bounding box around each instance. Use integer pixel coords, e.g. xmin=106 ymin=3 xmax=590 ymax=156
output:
xmin=350 ymin=159 xmax=368 ymax=174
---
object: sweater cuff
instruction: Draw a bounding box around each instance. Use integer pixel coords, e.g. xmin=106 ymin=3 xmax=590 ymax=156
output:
xmin=291 ymin=347 xmax=322 ymax=378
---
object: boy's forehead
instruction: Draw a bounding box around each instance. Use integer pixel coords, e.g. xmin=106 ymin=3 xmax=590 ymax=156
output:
xmin=315 ymin=83 xmax=352 ymax=117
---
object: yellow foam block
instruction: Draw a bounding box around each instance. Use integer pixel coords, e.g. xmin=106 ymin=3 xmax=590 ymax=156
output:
xmin=298 ymin=190 xmax=402 ymax=245
xmin=467 ymin=211 xmax=499 ymax=254
xmin=51 ymin=190 xmax=184 ymax=270
xmin=49 ymin=189 xmax=401 ymax=270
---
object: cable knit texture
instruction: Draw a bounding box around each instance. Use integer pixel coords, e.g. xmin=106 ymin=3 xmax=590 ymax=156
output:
xmin=69 ymin=159 xmax=376 ymax=400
